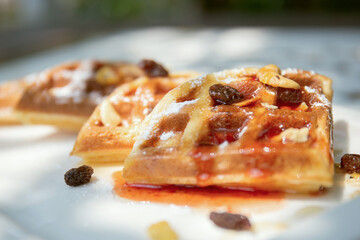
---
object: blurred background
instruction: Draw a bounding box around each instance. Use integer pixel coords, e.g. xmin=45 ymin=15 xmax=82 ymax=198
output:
xmin=1 ymin=0 xmax=360 ymax=63
xmin=0 ymin=0 xmax=359 ymax=106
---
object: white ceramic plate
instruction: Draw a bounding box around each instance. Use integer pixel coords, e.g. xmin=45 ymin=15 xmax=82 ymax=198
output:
xmin=0 ymin=105 xmax=359 ymax=240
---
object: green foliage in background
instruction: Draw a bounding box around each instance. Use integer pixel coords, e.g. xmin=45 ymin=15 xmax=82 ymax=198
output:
xmin=76 ymin=0 xmax=360 ymax=21
xmin=76 ymin=0 xmax=177 ymax=21
xmin=205 ymin=0 xmax=360 ymax=13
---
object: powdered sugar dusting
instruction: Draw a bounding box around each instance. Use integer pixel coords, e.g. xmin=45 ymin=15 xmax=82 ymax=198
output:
xmin=24 ymin=73 xmax=39 ymax=84
xmin=160 ymin=131 xmax=176 ymax=141
xmin=221 ymin=75 xmax=238 ymax=83
xmin=88 ymin=91 xmax=104 ymax=105
xmin=304 ymin=86 xmax=331 ymax=107
xmin=164 ymin=99 xmax=198 ymax=117
xmin=51 ymin=60 xmax=96 ymax=104
xmin=282 ymin=68 xmax=316 ymax=75
xmin=138 ymin=99 xmax=198 ymax=142
xmin=218 ymin=141 xmax=229 ymax=153
xmin=190 ymin=75 xmax=205 ymax=89
xmin=139 ymin=87 xmax=155 ymax=109
xmin=213 ymin=70 xmax=228 ymax=79
xmin=282 ymin=68 xmax=300 ymax=75
xmin=213 ymin=67 xmax=254 ymax=83
xmin=25 ymin=68 xmax=52 ymax=85
xmin=190 ymin=67 xmax=255 ymax=86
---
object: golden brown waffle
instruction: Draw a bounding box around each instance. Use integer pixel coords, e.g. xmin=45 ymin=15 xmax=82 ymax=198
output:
xmin=14 ymin=59 xmax=167 ymax=131
xmin=71 ymin=71 xmax=199 ymax=163
xmin=123 ymin=65 xmax=333 ymax=193
xmin=0 ymin=80 xmax=27 ymax=124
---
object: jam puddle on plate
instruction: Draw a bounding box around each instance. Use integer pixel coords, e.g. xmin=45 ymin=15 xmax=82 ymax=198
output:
xmin=112 ymin=171 xmax=284 ymax=213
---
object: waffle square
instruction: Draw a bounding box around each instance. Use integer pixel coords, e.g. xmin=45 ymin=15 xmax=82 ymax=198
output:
xmin=123 ymin=65 xmax=333 ymax=193
xmin=71 ymin=72 xmax=199 ymax=163
xmin=14 ymin=60 xmax=163 ymax=131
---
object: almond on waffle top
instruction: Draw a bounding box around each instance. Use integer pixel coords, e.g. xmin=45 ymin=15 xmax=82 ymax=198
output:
xmin=123 ymin=64 xmax=333 ymax=193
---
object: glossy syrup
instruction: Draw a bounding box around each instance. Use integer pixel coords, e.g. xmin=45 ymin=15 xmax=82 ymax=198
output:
xmin=112 ymin=171 xmax=284 ymax=213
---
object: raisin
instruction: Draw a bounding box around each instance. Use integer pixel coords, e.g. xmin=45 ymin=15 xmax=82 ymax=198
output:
xmin=340 ymin=154 xmax=360 ymax=173
xmin=209 ymin=84 xmax=244 ymax=105
xmin=209 ymin=212 xmax=251 ymax=231
xmin=138 ymin=59 xmax=168 ymax=77
xmin=276 ymin=87 xmax=302 ymax=104
xmin=64 ymin=165 xmax=94 ymax=186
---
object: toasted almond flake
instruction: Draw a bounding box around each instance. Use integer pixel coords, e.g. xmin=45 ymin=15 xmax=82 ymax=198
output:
xmin=273 ymin=127 xmax=309 ymax=143
xmin=297 ymin=102 xmax=309 ymax=111
xmin=233 ymin=95 xmax=260 ymax=107
xmin=257 ymin=65 xmax=300 ymax=89
xmin=261 ymin=102 xmax=278 ymax=109
xmin=118 ymin=64 xmax=144 ymax=78
xmin=100 ymin=99 xmax=122 ymax=127
xmin=148 ymin=221 xmax=178 ymax=240
xmin=95 ymin=66 xmax=119 ymax=85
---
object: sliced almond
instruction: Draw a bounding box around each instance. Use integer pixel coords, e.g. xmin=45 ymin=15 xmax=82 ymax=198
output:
xmin=257 ymin=65 xmax=300 ymax=89
xmin=119 ymin=65 xmax=144 ymax=78
xmin=100 ymin=99 xmax=122 ymax=127
xmin=95 ymin=66 xmax=119 ymax=85
xmin=297 ymin=102 xmax=309 ymax=111
xmin=233 ymin=95 xmax=261 ymax=107
xmin=273 ymin=127 xmax=309 ymax=143
xmin=261 ymin=102 xmax=278 ymax=109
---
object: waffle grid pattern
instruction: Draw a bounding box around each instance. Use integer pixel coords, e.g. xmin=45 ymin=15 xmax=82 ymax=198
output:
xmin=124 ymin=66 xmax=333 ymax=193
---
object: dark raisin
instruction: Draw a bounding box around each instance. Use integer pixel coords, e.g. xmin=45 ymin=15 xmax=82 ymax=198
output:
xmin=209 ymin=84 xmax=244 ymax=105
xmin=276 ymin=87 xmax=302 ymax=104
xmin=64 ymin=165 xmax=94 ymax=186
xmin=209 ymin=212 xmax=251 ymax=231
xmin=138 ymin=59 xmax=168 ymax=77
xmin=340 ymin=154 xmax=360 ymax=173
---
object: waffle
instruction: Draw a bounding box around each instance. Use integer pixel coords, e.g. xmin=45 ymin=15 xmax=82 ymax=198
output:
xmin=123 ymin=65 xmax=333 ymax=193
xmin=14 ymin=59 xmax=166 ymax=131
xmin=71 ymin=71 xmax=199 ymax=163
xmin=0 ymin=80 xmax=27 ymax=124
